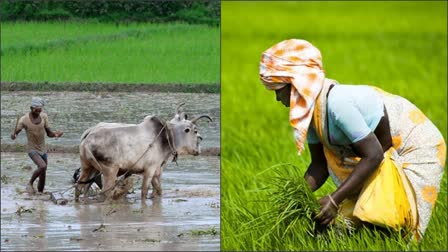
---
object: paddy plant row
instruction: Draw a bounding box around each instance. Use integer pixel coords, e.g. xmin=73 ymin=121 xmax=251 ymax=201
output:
xmin=1 ymin=21 xmax=219 ymax=84
xmin=221 ymin=1 xmax=447 ymax=250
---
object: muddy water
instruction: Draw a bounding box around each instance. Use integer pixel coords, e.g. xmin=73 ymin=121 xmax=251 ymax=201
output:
xmin=1 ymin=91 xmax=220 ymax=149
xmin=0 ymin=152 xmax=220 ymax=251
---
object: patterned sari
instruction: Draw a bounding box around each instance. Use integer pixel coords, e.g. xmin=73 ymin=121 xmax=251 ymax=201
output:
xmin=312 ymin=78 xmax=446 ymax=238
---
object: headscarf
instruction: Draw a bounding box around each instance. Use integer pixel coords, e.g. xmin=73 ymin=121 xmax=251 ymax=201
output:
xmin=259 ymin=39 xmax=325 ymax=154
xmin=31 ymin=97 xmax=45 ymax=108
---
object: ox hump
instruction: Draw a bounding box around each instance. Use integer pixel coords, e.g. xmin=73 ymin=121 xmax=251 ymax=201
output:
xmin=142 ymin=115 xmax=164 ymax=128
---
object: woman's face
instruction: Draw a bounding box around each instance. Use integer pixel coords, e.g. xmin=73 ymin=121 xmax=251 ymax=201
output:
xmin=275 ymin=85 xmax=291 ymax=107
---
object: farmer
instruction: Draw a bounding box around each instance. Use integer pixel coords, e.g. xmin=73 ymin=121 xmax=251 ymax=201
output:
xmin=259 ymin=39 xmax=445 ymax=239
xmin=11 ymin=97 xmax=63 ymax=194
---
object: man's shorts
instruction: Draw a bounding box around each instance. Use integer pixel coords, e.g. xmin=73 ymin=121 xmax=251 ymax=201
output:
xmin=28 ymin=150 xmax=48 ymax=163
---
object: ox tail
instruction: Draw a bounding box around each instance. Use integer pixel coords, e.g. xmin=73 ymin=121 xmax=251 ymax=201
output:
xmin=84 ymin=145 xmax=104 ymax=173
xmin=77 ymin=146 xmax=104 ymax=188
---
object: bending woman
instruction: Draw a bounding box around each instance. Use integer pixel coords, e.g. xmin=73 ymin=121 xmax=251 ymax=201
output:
xmin=259 ymin=39 xmax=445 ymax=239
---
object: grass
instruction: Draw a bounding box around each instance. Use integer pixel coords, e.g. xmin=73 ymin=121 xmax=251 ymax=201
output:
xmin=1 ymin=21 xmax=219 ymax=84
xmin=221 ymin=1 xmax=447 ymax=251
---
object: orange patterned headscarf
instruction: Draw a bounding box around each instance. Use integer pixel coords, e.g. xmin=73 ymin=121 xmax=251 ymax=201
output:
xmin=259 ymin=39 xmax=325 ymax=154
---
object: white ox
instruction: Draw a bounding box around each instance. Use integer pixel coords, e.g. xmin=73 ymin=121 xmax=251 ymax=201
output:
xmin=75 ymin=104 xmax=212 ymax=201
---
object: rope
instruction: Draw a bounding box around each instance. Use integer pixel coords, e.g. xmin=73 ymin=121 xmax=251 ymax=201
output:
xmin=90 ymin=120 xmax=177 ymax=198
xmin=165 ymin=123 xmax=178 ymax=165
xmin=49 ymin=120 xmax=177 ymax=201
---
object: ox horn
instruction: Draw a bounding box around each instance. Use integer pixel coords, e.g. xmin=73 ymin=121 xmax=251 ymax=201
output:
xmin=175 ymin=103 xmax=185 ymax=115
xmin=191 ymin=115 xmax=212 ymax=124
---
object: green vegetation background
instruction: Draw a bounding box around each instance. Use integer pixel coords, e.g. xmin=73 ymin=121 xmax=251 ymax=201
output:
xmin=1 ymin=22 xmax=219 ymax=84
xmin=1 ymin=1 xmax=219 ymax=85
xmin=1 ymin=0 xmax=219 ymax=25
xmin=221 ymin=1 xmax=447 ymax=250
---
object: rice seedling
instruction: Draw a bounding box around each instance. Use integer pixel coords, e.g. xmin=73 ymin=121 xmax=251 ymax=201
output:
xmin=248 ymin=164 xmax=354 ymax=241
xmin=269 ymin=168 xmax=321 ymax=234
xmin=1 ymin=21 xmax=219 ymax=84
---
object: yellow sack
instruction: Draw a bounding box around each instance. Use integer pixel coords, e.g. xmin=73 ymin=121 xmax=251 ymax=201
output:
xmin=353 ymin=148 xmax=417 ymax=230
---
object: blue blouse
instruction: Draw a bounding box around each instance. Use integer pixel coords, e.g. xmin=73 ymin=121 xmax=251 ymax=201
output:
xmin=307 ymin=84 xmax=384 ymax=145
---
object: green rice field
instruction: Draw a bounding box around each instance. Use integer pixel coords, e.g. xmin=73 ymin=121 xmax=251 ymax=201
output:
xmin=221 ymin=1 xmax=447 ymax=250
xmin=1 ymin=21 xmax=219 ymax=84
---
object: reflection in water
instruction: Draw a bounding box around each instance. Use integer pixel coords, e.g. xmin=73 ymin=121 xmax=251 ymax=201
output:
xmin=72 ymin=197 xmax=203 ymax=250
xmin=35 ymin=201 xmax=49 ymax=250
xmin=23 ymin=200 xmax=49 ymax=251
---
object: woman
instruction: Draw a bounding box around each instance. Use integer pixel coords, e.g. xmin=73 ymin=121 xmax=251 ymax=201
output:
xmin=259 ymin=39 xmax=445 ymax=239
xmin=11 ymin=97 xmax=63 ymax=194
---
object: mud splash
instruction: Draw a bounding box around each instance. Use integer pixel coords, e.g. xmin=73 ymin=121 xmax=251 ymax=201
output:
xmin=1 ymin=152 xmax=220 ymax=251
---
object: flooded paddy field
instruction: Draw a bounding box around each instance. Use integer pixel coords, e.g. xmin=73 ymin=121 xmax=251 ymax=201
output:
xmin=1 ymin=152 xmax=220 ymax=251
xmin=1 ymin=91 xmax=220 ymax=151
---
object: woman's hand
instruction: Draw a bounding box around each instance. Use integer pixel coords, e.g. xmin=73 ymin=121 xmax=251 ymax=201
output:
xmin=315 ymin=195 xmax=339 ymax=226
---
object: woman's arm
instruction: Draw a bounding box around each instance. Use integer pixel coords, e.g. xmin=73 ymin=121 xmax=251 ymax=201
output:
xmin=304 ymin=143 xmax=329 ymax=192
xmin=316 ymin=132 xmax=384 ymax=225
xmin=332 ymin=132 xmax=383 ymax=202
